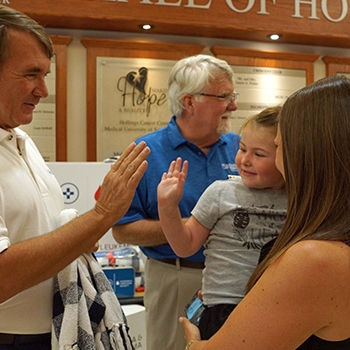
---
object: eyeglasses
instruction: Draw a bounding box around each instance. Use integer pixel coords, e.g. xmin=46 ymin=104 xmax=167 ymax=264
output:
xmin=197 ymin=92 xmax=239 ymax=103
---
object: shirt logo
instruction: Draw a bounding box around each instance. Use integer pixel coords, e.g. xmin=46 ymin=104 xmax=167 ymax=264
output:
xmin=221 ymin=163 xmax=238 ymax=172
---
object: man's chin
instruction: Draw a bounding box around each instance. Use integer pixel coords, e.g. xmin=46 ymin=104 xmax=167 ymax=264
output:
xmin=217 ymin=120 xmax=231 ymax=134
xmin=20 ymin=114 xmax=34 ymax=126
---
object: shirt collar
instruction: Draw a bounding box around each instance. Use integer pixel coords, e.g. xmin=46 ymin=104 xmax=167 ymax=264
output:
xmin=166 ymin=116 xmax=226 ymax=150
xmin=0 ymin=127 xmax=27 ymax=143
xmin=0 ymin=127 xmax=14 ymax=143
xmin=167 ymin=116 xmax=188 ymax=149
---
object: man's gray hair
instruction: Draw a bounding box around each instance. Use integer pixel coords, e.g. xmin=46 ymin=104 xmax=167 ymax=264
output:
xmin=168 ymin=54 xmax=234 ymax=117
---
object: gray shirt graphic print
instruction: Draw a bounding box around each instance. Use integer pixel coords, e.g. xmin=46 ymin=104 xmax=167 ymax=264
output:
xmin=191 ymin=176 xmax=287 ymax=306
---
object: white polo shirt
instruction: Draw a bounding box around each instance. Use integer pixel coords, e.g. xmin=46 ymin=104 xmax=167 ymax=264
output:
xmin=0 ymin=128 xmax=63 ymax=333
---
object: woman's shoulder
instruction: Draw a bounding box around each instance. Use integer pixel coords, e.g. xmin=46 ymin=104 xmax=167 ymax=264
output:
xmin=271 ymin=240 xmax=350 ymax=309
xmin=283 ymin=240 xmax=350 ymax=341
xmin=261 ymin=240 xmax=350 ymax=301
xmin=285 ymin=240 xmax=350 ymax=263
xmin=259 ymin=240 xmax=350 ymax=336
xmin=280 ymin=240 xmax=350 ymax=276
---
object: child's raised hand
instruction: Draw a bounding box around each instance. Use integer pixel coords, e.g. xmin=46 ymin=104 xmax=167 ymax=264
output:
xmin=157 ymin=157 xmax=188 ymax=207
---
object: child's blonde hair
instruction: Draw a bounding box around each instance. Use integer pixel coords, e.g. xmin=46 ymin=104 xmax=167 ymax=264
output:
xmin=240 ymin=106 xmax=282 ymax=135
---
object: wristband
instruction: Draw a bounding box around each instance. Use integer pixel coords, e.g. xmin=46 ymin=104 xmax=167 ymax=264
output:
xmin=185 ymin=339 xmax=198 ymax=350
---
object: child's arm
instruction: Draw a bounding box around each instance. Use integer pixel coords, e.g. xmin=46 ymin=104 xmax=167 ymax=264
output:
xmin=157 ymin=157 xmax=210 ymax=257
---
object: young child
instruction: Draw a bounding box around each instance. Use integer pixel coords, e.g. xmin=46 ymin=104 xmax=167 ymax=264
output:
xmin=157 ymin=106 xmax=287 ymax=340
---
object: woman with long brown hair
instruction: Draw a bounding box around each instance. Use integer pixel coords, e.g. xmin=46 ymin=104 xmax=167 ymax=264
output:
xmin=180 ymin=75 xmax=350 ymax=349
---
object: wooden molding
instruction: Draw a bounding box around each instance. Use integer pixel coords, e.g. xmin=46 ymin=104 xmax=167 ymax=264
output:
xmin=51 ymin=35 xmax=73 ymax=161
xmin=322 ymin=56 xmax=350 ymax=76
xmin=8 ymin=1 xmax=350 ymax=49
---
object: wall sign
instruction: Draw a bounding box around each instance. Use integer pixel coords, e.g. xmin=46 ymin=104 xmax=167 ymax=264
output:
xmin=230 ymin=66 xmax=306 ymax=133
xmin=81 ymin=38 xmax=204 ymax=161
xmin=211 ymin=46 xmax=319 ymax=132
xmin=96 ymin=57 xmax=175 ymax=161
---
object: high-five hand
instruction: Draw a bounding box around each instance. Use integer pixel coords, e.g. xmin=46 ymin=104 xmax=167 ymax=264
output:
xmin=95 ymin=141 xmax=150 ymax=225
xmin=157 ymin=157 xmax=188 ymax=209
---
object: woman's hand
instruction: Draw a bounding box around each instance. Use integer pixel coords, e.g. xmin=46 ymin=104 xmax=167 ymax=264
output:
xmin=179 ymin=317 xmax=201 ymax=343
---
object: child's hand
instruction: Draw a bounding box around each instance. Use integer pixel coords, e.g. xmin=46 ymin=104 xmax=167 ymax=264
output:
xmin=157 ymin=157 xmax=188 ymax=208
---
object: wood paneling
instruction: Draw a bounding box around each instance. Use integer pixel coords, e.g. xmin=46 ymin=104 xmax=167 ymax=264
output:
xmin=51 ymin=35 xmax=73 ymax=161
xmin=8 ymin=0 xmax=350 ymax=49
xmin=322 ymin=56 xmax=350 ymax=76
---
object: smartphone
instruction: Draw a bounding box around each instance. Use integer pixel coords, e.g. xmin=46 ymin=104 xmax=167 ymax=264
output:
xmin=184 ymin=292 xmax=205 ymax=326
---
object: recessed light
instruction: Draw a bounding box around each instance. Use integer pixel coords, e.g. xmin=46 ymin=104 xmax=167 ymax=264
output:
xmin=268 ymin=34 xmax=282 ymax=41
xmin=139 ymin=24 xmax=154 ymax=31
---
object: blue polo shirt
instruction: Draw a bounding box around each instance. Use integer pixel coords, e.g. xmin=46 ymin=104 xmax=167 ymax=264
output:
xmin=116 ymin=116 xmax=241 ymax=262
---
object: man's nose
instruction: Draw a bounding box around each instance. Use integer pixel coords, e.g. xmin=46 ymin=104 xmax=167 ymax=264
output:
xmin=33 ymin=77 xmax=49 ymax=98
xmin=227 ymin=100 xmax=237 ymax=111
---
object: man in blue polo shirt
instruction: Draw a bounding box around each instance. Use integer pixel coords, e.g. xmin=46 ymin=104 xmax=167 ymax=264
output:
xmin=113 ymin=54 xmax=240 ymax=350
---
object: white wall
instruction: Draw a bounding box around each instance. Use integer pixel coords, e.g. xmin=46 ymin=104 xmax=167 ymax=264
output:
xmin=45 ymin=27 xmax=350 ymax=161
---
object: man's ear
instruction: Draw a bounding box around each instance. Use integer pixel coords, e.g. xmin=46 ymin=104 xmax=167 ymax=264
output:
xmin=183 ymin=94 xmax=194 ymax=114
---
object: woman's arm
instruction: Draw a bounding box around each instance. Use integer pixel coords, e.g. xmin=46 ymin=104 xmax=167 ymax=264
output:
xmin=182 ymin=240 xmax=350 ymax=349
xmin=157 ymin=157 xmax=209 ymax=257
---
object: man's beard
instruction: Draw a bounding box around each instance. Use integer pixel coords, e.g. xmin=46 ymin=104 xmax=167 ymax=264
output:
xmin=216 ymin=116 xmax=231 ymax=134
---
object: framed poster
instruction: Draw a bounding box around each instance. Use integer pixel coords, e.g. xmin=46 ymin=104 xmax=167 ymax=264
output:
xmin=96 ymin=57 xmax=177 ymax=161
xmin=211 ymin=47 xmax=319 ymax=133
xmin=20 ymin=35 xmax=72 ymax=161
xmin=81 ymin=38 xmax=205 ymax=161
